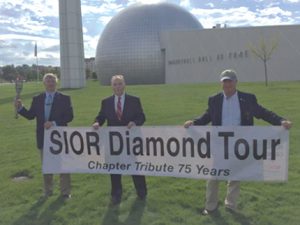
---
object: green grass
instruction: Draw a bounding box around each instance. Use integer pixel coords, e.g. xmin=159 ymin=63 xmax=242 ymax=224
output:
xmin=1 ymin=80 xmax=300 ymax=225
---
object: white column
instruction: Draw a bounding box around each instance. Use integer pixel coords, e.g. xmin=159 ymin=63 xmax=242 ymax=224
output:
xmin=59 ymin=0 xmax=86 ymax=88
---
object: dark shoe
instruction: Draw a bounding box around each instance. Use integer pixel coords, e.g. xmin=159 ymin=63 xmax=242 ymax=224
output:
xmin=111 ymin=195 xmax=121 ymax=205
xmin=43 ymin=191 xmax=53 ymax=198
xmin=137 ymin=189 xmax=147 ymax=201
xmin=39 ymin=192 xmax=52 ymax=201
xmin=137 ymin=193 xmax=147 ymax=201
xmin=44 ymin=191 xmax=53 ymax=197
xmin=61 ymin=194 xmax=71 ymax=200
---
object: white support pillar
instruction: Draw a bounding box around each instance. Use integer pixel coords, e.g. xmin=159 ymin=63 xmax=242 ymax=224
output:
xmin=59 ymin=0 xmax=86 ymax=88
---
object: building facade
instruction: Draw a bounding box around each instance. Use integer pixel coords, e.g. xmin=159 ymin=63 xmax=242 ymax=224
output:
xmin=161 ymin=25 xmax=300 ymax=83
xmin=95 ymin=3 xmax=202 ymax=85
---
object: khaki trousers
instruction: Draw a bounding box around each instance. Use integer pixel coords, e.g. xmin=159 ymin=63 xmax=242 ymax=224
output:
xmin=40 ymin=150 xmax=71 ymax=195
xmin=205 ymin=180 xmax=240 ymax=211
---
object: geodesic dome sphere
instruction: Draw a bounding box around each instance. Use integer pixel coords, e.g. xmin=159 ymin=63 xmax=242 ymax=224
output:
xmin=95 ymin=3 xmax=203 ymax=85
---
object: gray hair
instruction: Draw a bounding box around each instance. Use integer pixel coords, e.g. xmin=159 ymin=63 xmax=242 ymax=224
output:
xmin=111 ymin=74 xmax=125 ymax=84
xmin=43 ymin=73 xmax=58 ymax=83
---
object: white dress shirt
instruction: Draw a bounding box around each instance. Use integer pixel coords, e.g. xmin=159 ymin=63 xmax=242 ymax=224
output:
xmin=45 ymin=92 xmax=55 ymax=102
xmin=221 ymin=91 xmax=241 ymax=126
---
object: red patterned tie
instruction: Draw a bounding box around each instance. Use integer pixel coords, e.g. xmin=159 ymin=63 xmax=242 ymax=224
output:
xmin=117 ymin=96 xmax=122 ymax=120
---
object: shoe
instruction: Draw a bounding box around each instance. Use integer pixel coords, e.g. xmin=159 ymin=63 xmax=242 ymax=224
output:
xmin=39 ymin=193 xmax=51 ymax=201
xmin=111 ymin=195 xmax=121 ymax=205
xmin=137 ymin=190 xmax=147 ymax=200
xmin=61 ymin=194 xmax=71 ymax=200
xmin=44 ymin=191 xmax=53 ymax=198
xmin=137 ymin=194 xmax=147 ymax=201
xmin=201 ymin=207 xmax=218 ymax=216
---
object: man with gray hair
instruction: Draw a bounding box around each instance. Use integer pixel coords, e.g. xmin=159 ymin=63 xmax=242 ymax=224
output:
xmin=15 ymin=73 xmax=73 ymax=199
xmin=93 ymin=74 xmax=147 ymax=205
xmin=184 ymin=69 xmax=292 ymax=215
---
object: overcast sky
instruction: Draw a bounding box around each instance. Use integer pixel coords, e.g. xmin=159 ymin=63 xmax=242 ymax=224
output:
xmin=0 ymin=0 xmax=299 ymax=66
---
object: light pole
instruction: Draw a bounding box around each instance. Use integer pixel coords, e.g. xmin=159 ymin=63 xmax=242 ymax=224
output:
xmin=34 ymin=41 xmax=39 ymax=82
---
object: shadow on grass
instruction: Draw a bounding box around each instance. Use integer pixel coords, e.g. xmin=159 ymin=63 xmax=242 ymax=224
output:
xmin=212 ymin=210 xmax=252 ymax=225
xmin=12 ymin=196 xmax=65 ymax=225
xmin=203 ymin=209 xmax=252 ymax=225
xmin=206 ymin=210 xmax=231 ymax=225
xmin=230 ymin=211 xmax=252 ymax=225
xmin=101 ymin=198 xmax=146 ymax=225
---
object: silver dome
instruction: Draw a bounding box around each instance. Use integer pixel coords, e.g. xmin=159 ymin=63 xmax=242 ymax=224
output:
xmin=95 ymin=3 xmax=203 ymax=85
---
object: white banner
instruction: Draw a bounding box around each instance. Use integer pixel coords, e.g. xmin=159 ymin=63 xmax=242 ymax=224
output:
xmin=43 ymin=126 xmax=289 ymax=181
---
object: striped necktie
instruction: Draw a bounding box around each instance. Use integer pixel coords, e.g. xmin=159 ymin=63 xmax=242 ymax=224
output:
xmin=116 ymin=96 xmax=122 ymax=120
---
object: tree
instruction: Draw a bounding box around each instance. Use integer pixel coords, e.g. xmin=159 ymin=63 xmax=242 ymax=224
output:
xmin=249 ymin=36 xmax=278 ymax=86
xmin=1 ymin=65 xmax=17 ymax=81
xmin=85 ymin=68 xmax=91 ymax=79
xmin=0 ymin=64 xmax=60 ymax=82
xmin=92 ymin=72 xmax=97 ymax=80
xmin=16 ymin=64 xmax=32 ymax=81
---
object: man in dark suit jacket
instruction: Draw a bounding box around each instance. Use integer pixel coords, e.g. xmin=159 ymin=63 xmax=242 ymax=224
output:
xmin=16 ymin=73 xmax=73 ymax=199
xmin=92 ymin=75 xmax=147 ymax=205
xmin=184 ymin=69 xmax=292 ymax=215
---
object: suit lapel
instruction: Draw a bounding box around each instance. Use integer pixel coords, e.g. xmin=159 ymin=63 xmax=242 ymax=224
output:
xmin=238 ymin=91 xmax=246 ymax=113
xmin=39 ymin=93 xmax=46 ymax=121
xmin=109 ymin=95 xmax=119 ymax=120
xmin=238 ymin=91 xmax=248 ymax=124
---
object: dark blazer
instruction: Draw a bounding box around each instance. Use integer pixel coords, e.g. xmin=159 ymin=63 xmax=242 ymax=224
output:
xmin=193 ymin=91 xmax=284 ymax=126
xmin=19 ymin=92 xmax=73 ymax=149
xmin=95 ymin=94 xmax=145 ymax=126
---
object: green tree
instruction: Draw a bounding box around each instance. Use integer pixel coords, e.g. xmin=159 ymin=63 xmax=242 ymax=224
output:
xmin=16 ymin=64 xmax=32 ymax=81
xmin=92 ymin=72 xmax=97 ymax=80
xmin=1 ymin=64 xmax=17 ymax=81
xmin=249 ymin=36 xmax=278 ymax=86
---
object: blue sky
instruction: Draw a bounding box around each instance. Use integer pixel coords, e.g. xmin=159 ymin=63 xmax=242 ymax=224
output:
xmin=0 ymin=0 xmax=299 ymax=66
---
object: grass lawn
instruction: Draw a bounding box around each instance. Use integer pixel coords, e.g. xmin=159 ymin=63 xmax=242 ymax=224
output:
xmin=0 ymin=80 xmax=300 ymax=225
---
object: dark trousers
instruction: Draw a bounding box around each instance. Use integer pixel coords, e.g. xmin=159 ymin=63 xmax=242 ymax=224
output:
xmin=110 ymin=174 xmax=147 ymax=197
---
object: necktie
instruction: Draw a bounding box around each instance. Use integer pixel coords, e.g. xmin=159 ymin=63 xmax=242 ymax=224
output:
xmin=116 ymin=96 xmax=122 ymax=120
xmin=44 ymin=94 xmax=53 ymax=121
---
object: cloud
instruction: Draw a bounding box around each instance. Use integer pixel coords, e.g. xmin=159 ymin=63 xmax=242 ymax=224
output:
xmin=1 ymin=0 xmax=300 ymax=66
xmin=83 ymin=34 xmax=100 ymax=58
xmin=283 ymin=0 xmax=300 ymax=3
xmin=0 ymin=40 xmax=17 ymax=49
xmin=81 ymin=1 xmax=124 ymax=27
xmin=0 ymin=0 xmax=59 ymax=39
xmin=81 ymin=2 xmax=123 ymax=15
xmin=191 ymin=7 xmax=252 ymax=28
xmin=206 ymin=3 xmax=215 ymax=8
xmin=0 ymin=33 xmax=59 ymax=66
xmin=191 ymin=6 xmax=296 ymax=28
xmin=99 ymin=16 xmax=113 ymax=26
xmin=258 ymin=7 xmax=292 ymax=17
xmin=180 ymin=0 xmax=191 ymax=8
xmin=127 ymin=0 xmax=168 ymax=5
xmin=42 ymin=45 xmax=60 ymax=52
